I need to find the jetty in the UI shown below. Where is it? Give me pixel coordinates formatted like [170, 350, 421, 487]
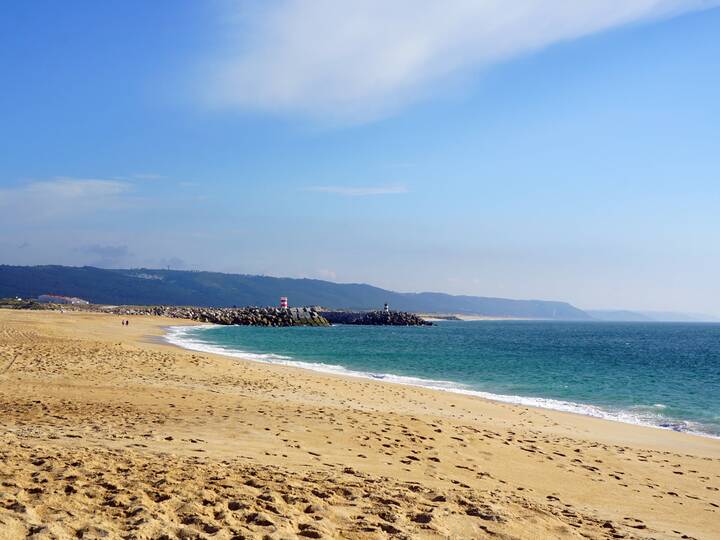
[320, 310, 432, 326]
[1, 299, 432, 327]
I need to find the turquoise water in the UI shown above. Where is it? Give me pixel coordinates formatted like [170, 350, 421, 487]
[167, 321, 720, 437]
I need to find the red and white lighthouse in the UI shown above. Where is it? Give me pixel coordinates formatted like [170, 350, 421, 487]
[280, 296, 288, 309]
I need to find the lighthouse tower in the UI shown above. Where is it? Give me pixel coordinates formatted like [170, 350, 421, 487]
[280, 296, 288, 309]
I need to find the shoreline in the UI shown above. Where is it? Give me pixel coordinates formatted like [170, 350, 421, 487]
[164, 323, 720, 441]
[2, 309, 719, 539]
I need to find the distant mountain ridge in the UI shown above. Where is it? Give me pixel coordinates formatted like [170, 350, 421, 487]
[0, 265, 591, 320]
[585, 310, 654, 322]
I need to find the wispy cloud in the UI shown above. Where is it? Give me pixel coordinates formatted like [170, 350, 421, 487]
[316, 268, 338, 281]
[203, 0, 717, 121]
[131, 173, 166, 181]
[0, 177, 131, 221]
[81, 244, 131, 259]
[159, 256, 187, 270]
[79, 244, 132, 268]
[304, 185, 409, 196]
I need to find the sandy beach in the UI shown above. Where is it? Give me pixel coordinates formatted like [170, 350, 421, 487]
[1, 310, 718, 539]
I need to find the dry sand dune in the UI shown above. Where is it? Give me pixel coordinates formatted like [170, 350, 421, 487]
[0, 310, 718, 539]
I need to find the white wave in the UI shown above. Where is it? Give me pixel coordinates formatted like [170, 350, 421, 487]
[165, 325, 463, 388]
[164, 326, 719, 439]
[165, 325, 294, 362]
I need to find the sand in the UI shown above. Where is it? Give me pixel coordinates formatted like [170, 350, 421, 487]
[417, 315, 531, 322]
[0, 310, 718, 540]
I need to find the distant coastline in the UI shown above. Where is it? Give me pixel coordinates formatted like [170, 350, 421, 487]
[419, 313, 536, 322]
[0, 264, 591, 320]
[2, 264, 718, 322]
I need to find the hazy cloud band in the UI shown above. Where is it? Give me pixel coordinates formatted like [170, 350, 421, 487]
[204, 0, 718, 121]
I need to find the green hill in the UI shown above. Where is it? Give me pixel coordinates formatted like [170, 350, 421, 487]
[0, 265, 591, 320]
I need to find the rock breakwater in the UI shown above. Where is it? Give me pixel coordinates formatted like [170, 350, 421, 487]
[111, 306, 330, 327]
[320, 310, 432, 326]
[0, 300, 329, 327]
[2, 299, 431, 326]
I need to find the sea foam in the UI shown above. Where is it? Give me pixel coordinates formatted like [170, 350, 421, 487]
[164, 325, 718, 439]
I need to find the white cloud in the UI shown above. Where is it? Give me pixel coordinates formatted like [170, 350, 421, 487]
[304, 184, 408, 196]
[204, 0, 717, 121]
[0, 178, 131, 221]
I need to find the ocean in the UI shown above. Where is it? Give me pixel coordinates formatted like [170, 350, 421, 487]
[166, 320, 720, 438]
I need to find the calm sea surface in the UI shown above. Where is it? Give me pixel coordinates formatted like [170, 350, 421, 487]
[167, 321, 720, 437]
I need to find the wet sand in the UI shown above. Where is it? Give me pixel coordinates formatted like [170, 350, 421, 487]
[1, 310, 718, 539]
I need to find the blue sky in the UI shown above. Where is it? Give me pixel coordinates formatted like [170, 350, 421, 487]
[1, 1, 719, 315]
